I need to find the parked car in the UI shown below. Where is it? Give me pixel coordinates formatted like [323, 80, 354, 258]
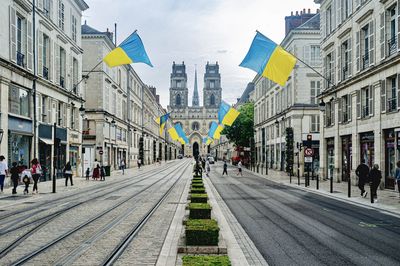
[177, 154, 183, 159]
[208, 157, 215, 164]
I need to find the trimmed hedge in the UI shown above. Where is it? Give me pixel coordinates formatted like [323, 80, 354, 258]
[190, 187, 206, 194]
[190, 193, 208, 203]
[186, 219, 219, 246]
[192, 183, 204, 188]
[189, 203, 211, 219]
[192, 179, 203, 183]
[182, 255, 231, 266]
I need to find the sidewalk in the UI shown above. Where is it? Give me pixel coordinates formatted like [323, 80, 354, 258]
[0, 161, 176, 204]
[239, 165, 400, 217]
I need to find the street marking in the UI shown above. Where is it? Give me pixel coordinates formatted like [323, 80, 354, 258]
[358, 222, 377, 228]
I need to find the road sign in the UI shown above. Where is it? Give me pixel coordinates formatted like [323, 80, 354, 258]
[304, 148, 314, 156]
[99, 150, 104, 155]
[304, 157, 313, 163]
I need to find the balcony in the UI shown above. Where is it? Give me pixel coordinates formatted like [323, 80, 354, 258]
[387, 97, 397, 112]
[43, 66, 49, 80]
[17, 51, 25, 67]
[60, 76, 65, 88]
[362, 106, 370, 118]
[361, 54, 369, 70]
[387, 37, 397, 57]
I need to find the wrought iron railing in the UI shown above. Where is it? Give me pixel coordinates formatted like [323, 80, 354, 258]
[362, 105, 369, 118]
[387, 97, 397, 112]
[43, 66, 49, 79]
[388, 36, 397, 57]
[17, 51, 25, 67]
[362, 54, 369, 70]
[60, 76, 65, 88]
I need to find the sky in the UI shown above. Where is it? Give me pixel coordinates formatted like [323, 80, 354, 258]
[83, 0, 319, 108]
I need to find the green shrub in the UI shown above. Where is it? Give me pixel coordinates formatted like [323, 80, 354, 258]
[189, 203, 212, 219]
[190, 193, 208, 203]
[192, 179, 203, 183]
[185, 219, 219, 246]
[192, 183, 204, 188]
[190, 188, 206, 194]
[182, 255, 231, 266]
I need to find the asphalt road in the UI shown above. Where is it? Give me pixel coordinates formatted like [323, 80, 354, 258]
[209, 164, 400, 266]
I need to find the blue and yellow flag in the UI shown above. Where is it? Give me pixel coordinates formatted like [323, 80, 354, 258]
[175, 123, 189, 144]
[103, 31, 153, 68]
[156, 113, 170, 135]
[203, 137, 213, 145]
[168, 127, 179, 141]
[240, 31, 296, 86]
[218, 101, 240, 126]
[208, 121, 224, 140]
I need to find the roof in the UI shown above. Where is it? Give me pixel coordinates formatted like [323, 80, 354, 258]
[296, 13, 320, 30]
[237, 82, 255, 105]
[81, 23, 102, 35]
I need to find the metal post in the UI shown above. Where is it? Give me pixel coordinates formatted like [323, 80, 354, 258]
[52, 123, 56, 193]
[297, 152, 300, 185]
[32, 0, 37, 158]
[289, 166, 292, 183]
[348, 175, 351, 197]
[330, 173, 333, 193]
[370, 182, 374, 203]
[316, 171, 319, 190]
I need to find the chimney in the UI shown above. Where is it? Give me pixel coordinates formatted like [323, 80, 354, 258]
[291, 11, 293, 16]
[308, 8, 311, 14]
[317, 9, 320, 13]
[303, 8, 306, 14]
[296, 11, 299, 16]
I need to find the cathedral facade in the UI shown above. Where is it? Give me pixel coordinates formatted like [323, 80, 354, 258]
[168, 62, 221, 158]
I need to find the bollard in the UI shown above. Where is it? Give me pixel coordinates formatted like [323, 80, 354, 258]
[316, 174, 319, 190]
[330, 176, 333, 193]
[370, 183, 374, 203]
[348, 176, 351, 198]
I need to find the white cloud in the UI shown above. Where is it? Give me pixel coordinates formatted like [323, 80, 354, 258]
[83, 0, 319, 107]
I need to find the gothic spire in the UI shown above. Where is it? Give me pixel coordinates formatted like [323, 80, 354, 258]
[192, 65, 199, 106]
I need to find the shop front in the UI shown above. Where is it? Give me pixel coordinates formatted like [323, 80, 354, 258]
[385, 129, 396, 189]
[360, 132, 374, 168]
[326, 138, 335, 180]
[56, 127, 67, 178]
[39, 124, 53, 181]
[341, 135, 352, 182]
[69, 145, 79, 176]
[8, 116, 32, 168]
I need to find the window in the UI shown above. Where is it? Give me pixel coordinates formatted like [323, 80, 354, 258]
[271, 97, 274, 116]
[59, 47, 66, 88]
[73, 58, 78, 93]
[71, 107, 75, 128]
[387, 76, 397, 112]
[42, 34, 50, 79]
[342, 0, 351, 20]
[325, 101, 335, 127]
[41, 95, 47, 122]
[210, 94, 215, 105]
[340, 39, 352, 81]
[176, 80, 182, 88]
[71, 15, 77, 42]
[16, 15, 26, 67]
[192, 122, 200, 131]
[311, 115, 320, 133]
[326, 5, 333, 35]
[9, 85, 30, 117]
[310, 45, 320, 66]
[176, 94, 181, 106]
[44, 0, 52, 18]
[387, 5, 397, 56]
[339, 95, 352, 123]
[310, 81, 321, 105]
[58, 0, 65, 30]
[361, 86, 373, 118]
[210, 80, 215, 88]
[325, 51, 335, 87]
[362, 25, 369, 70]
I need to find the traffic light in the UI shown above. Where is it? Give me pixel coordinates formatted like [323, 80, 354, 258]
[306, 134, 312, 148]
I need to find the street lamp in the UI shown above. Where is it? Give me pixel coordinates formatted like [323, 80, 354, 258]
[79, 104, 85, 178]
[79, 104, 85, 115]
[319, 99, 326, 112]
[0, 129, 4, 144]
[274, 119, 279, 128]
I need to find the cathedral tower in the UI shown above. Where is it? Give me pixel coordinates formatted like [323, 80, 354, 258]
[203, 62, 221, 108]
[169, 62, 188, 108]
[192, 66, 199, 106]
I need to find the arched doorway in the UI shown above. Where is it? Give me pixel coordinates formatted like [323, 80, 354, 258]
[193, 142, 199, 160]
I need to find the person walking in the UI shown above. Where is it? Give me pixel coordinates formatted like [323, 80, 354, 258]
[93, 164, 100, 180]
[205, 159, 210, 177]
[237, 160, 243, 176]
[30, 158, 42, 194]
[222, 160, 228, 176]
[0, 155, 8, 193]
[85, 168, 90, 180]
[100, 165, 106, 181]
[21, 166, 32, 195]
[63, 162, 73, 186]
[10, 162, 20, 194]
[137, 158, 141, 169]
[120, 159, 125, 175]
[395, 161, 400, 197]
[356, 159, 370, 198]
[369, 164, 382, 202]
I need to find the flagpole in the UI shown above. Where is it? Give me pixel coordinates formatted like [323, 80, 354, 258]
[255, 30, 335, 88]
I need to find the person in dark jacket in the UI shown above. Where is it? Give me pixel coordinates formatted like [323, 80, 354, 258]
[369, 164, 382, 201]
[10, 162, 20, 194]
[222, 160, 228, 175]
[63, 162, 73, 186]
[100, 165, 106, 181]
[355, 159, 370, 197]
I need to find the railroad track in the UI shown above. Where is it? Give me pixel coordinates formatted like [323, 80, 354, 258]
[0, 160, 188, 260]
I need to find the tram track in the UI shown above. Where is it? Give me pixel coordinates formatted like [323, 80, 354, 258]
[0, 160, 188, 261]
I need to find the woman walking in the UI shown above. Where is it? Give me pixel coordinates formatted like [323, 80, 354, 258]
[369, 164, 382, 202]
[31, 158, 42, 194]
[93, 164, 100, 180]
[395, 161, 400, 197]
[0, 155, 8, 193]
[64, 162, 73, 186]
[10, 162, 20, 194]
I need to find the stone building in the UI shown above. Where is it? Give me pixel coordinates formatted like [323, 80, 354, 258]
[252, 10, 322, 176]
[81, 23, 180, 172]
[0, 0, 88, 180]
[316, 0, 400, 189]
[168, 62, 221, 158]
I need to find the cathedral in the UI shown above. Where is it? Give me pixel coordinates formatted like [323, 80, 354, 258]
[168, 61, 222, 158]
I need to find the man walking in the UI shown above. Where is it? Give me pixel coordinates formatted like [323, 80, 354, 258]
[356, 159, 370, 198]
[237, 160, 243, 176]
[222, 160, 228, 176]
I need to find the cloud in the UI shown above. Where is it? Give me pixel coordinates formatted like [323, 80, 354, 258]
[217, 50, 228, 54]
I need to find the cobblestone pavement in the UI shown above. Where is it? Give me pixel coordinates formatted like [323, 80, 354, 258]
[0, 159, 190, 265]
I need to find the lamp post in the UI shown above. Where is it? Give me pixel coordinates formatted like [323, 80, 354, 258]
[0, 129, 4, 144]
[79, 104, 85, 178]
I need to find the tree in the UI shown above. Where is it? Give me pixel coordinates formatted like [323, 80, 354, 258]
[222, 102, 254, 147]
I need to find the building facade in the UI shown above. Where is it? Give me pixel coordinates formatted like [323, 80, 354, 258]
[0, 0, 88, 180]
[316, 0, 400, 189]
[253, 10, 322, 176]
[82, 23, 179, 172]
[168, 62, 221, 158]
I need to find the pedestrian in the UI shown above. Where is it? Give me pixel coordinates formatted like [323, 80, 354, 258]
[100, 165, 106, 181]
[237, 160, 243, 176]
[369, 164, 382, 202]
[85, 168, 90, 180]
[30, 158, 42, 194]
[205, 159, 210, 177]
[63, 161, 73, 186]
[356, 159, 370, 198]
[137, 158, 141, 169]
[120, 159, 125, 175]
[222, 160, 228, 176]
[93, 164, 100, 180]
[10, 162, 20, 195]
[0, 155, 8, 193]
[395, 161, 400, 197]
[21, 166, 32, 195]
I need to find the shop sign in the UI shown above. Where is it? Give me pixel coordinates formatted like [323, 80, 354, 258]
[397, 132, 400, 147]
[305, 157, 313, 163]
[360, 132, 374, 143]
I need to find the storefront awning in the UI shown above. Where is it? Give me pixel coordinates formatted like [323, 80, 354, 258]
[39, 138, 53, 145]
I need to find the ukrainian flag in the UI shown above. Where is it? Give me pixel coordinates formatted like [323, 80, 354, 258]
[208, 122, 224, 140]
[103, 31, 153, 68]
[240, 31, 296, 86]
[156, 113, 170, 135]
[218, 101, 240, 126]
[203, 137, 213, 145]
[175, 123, 189, 144]
[168, 127, 179, 141]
